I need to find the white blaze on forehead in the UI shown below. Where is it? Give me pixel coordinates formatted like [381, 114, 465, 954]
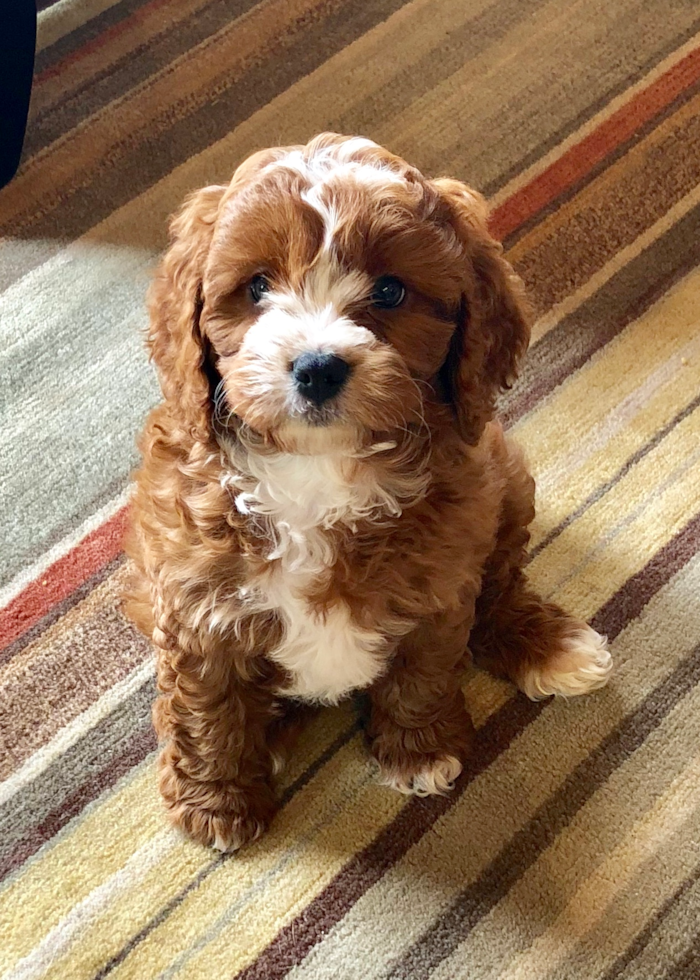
[268, 137, 404, 186]
[300, 154, 404, 249]
[264, 138, 406, 254]
[302, 181, 338, 252]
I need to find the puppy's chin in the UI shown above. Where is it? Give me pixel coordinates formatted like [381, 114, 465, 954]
[273, 419, 364, 455]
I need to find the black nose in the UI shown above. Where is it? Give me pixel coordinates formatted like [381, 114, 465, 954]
[291, 352, 350, 405]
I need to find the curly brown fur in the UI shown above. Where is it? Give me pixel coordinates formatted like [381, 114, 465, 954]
[126, 134, 611, 851]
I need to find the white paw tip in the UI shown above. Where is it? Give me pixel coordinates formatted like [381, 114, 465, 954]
[213, 833, 232, 853]
[520, 626, 612, 700]
[380, 755, 463, 797]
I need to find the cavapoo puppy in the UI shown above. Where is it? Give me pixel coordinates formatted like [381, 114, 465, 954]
[126, 133, 612, 852]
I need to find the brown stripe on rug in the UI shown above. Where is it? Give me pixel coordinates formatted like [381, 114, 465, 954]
[503, 68, 700, 251]
[500, 200, 700, 427]
[0, 676, 156, 883]
[27, 0, 262, 157]
[481, 15, 700, 198]
[331, 0, 552, 139]
[384, 643, 700, 980]
[232, 515, 699, 980]
[34, 0, 160, 76]
[0, 571, 151, 778]
[590, 511, 700, 640]
[508, 88, 700, 315]
[29, 0, 558, 157]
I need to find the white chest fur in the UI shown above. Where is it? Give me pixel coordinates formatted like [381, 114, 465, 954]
[253, 573, 386, 703]
[229, 447, 396, 704]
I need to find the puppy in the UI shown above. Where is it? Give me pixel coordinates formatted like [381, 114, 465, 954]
[126, 134, 612, 852]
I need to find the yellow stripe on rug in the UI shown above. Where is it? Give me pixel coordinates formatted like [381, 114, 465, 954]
[516, 264, 700, 547]
[545, 408, 700, 618]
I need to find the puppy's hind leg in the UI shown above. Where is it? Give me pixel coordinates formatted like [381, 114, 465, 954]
[471, 443, 612, 700]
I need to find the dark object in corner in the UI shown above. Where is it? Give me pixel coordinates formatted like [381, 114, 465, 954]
[0, 0, 37, 189]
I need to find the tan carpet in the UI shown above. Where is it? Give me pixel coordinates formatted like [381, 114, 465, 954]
[1, 0, 700, 977]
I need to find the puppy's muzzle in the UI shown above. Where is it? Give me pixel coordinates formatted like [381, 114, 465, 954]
[291, 351, 350, 406]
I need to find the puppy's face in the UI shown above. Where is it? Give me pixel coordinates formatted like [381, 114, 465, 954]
[150, 135, 530, 451]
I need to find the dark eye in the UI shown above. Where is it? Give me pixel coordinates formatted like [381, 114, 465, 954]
[372, 276, 406, 309]
[249, 274, 271, 303]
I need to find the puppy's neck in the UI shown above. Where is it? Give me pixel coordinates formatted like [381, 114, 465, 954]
[218, 431, 429, 566]
[222, 441, 403, 527]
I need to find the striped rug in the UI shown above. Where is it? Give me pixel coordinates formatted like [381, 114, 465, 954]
[2, 0, 700, 977]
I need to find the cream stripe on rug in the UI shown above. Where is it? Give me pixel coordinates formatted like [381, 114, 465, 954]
[432, 726, 700, 980]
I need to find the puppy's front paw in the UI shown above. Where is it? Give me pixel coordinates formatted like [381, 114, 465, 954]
[371, 705, 473, 798]
[159, 759, 275, 852]
[174, 796, 271, 853]
[377, 753, 463, 797]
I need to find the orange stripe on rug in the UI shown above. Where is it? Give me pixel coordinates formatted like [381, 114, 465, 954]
[490, 43, 700, 241]
[0, 507, 128, 652]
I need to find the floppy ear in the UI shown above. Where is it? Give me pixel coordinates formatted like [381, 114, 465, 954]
[432, 178, 531, 444]
[147, 184, 226, 440]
